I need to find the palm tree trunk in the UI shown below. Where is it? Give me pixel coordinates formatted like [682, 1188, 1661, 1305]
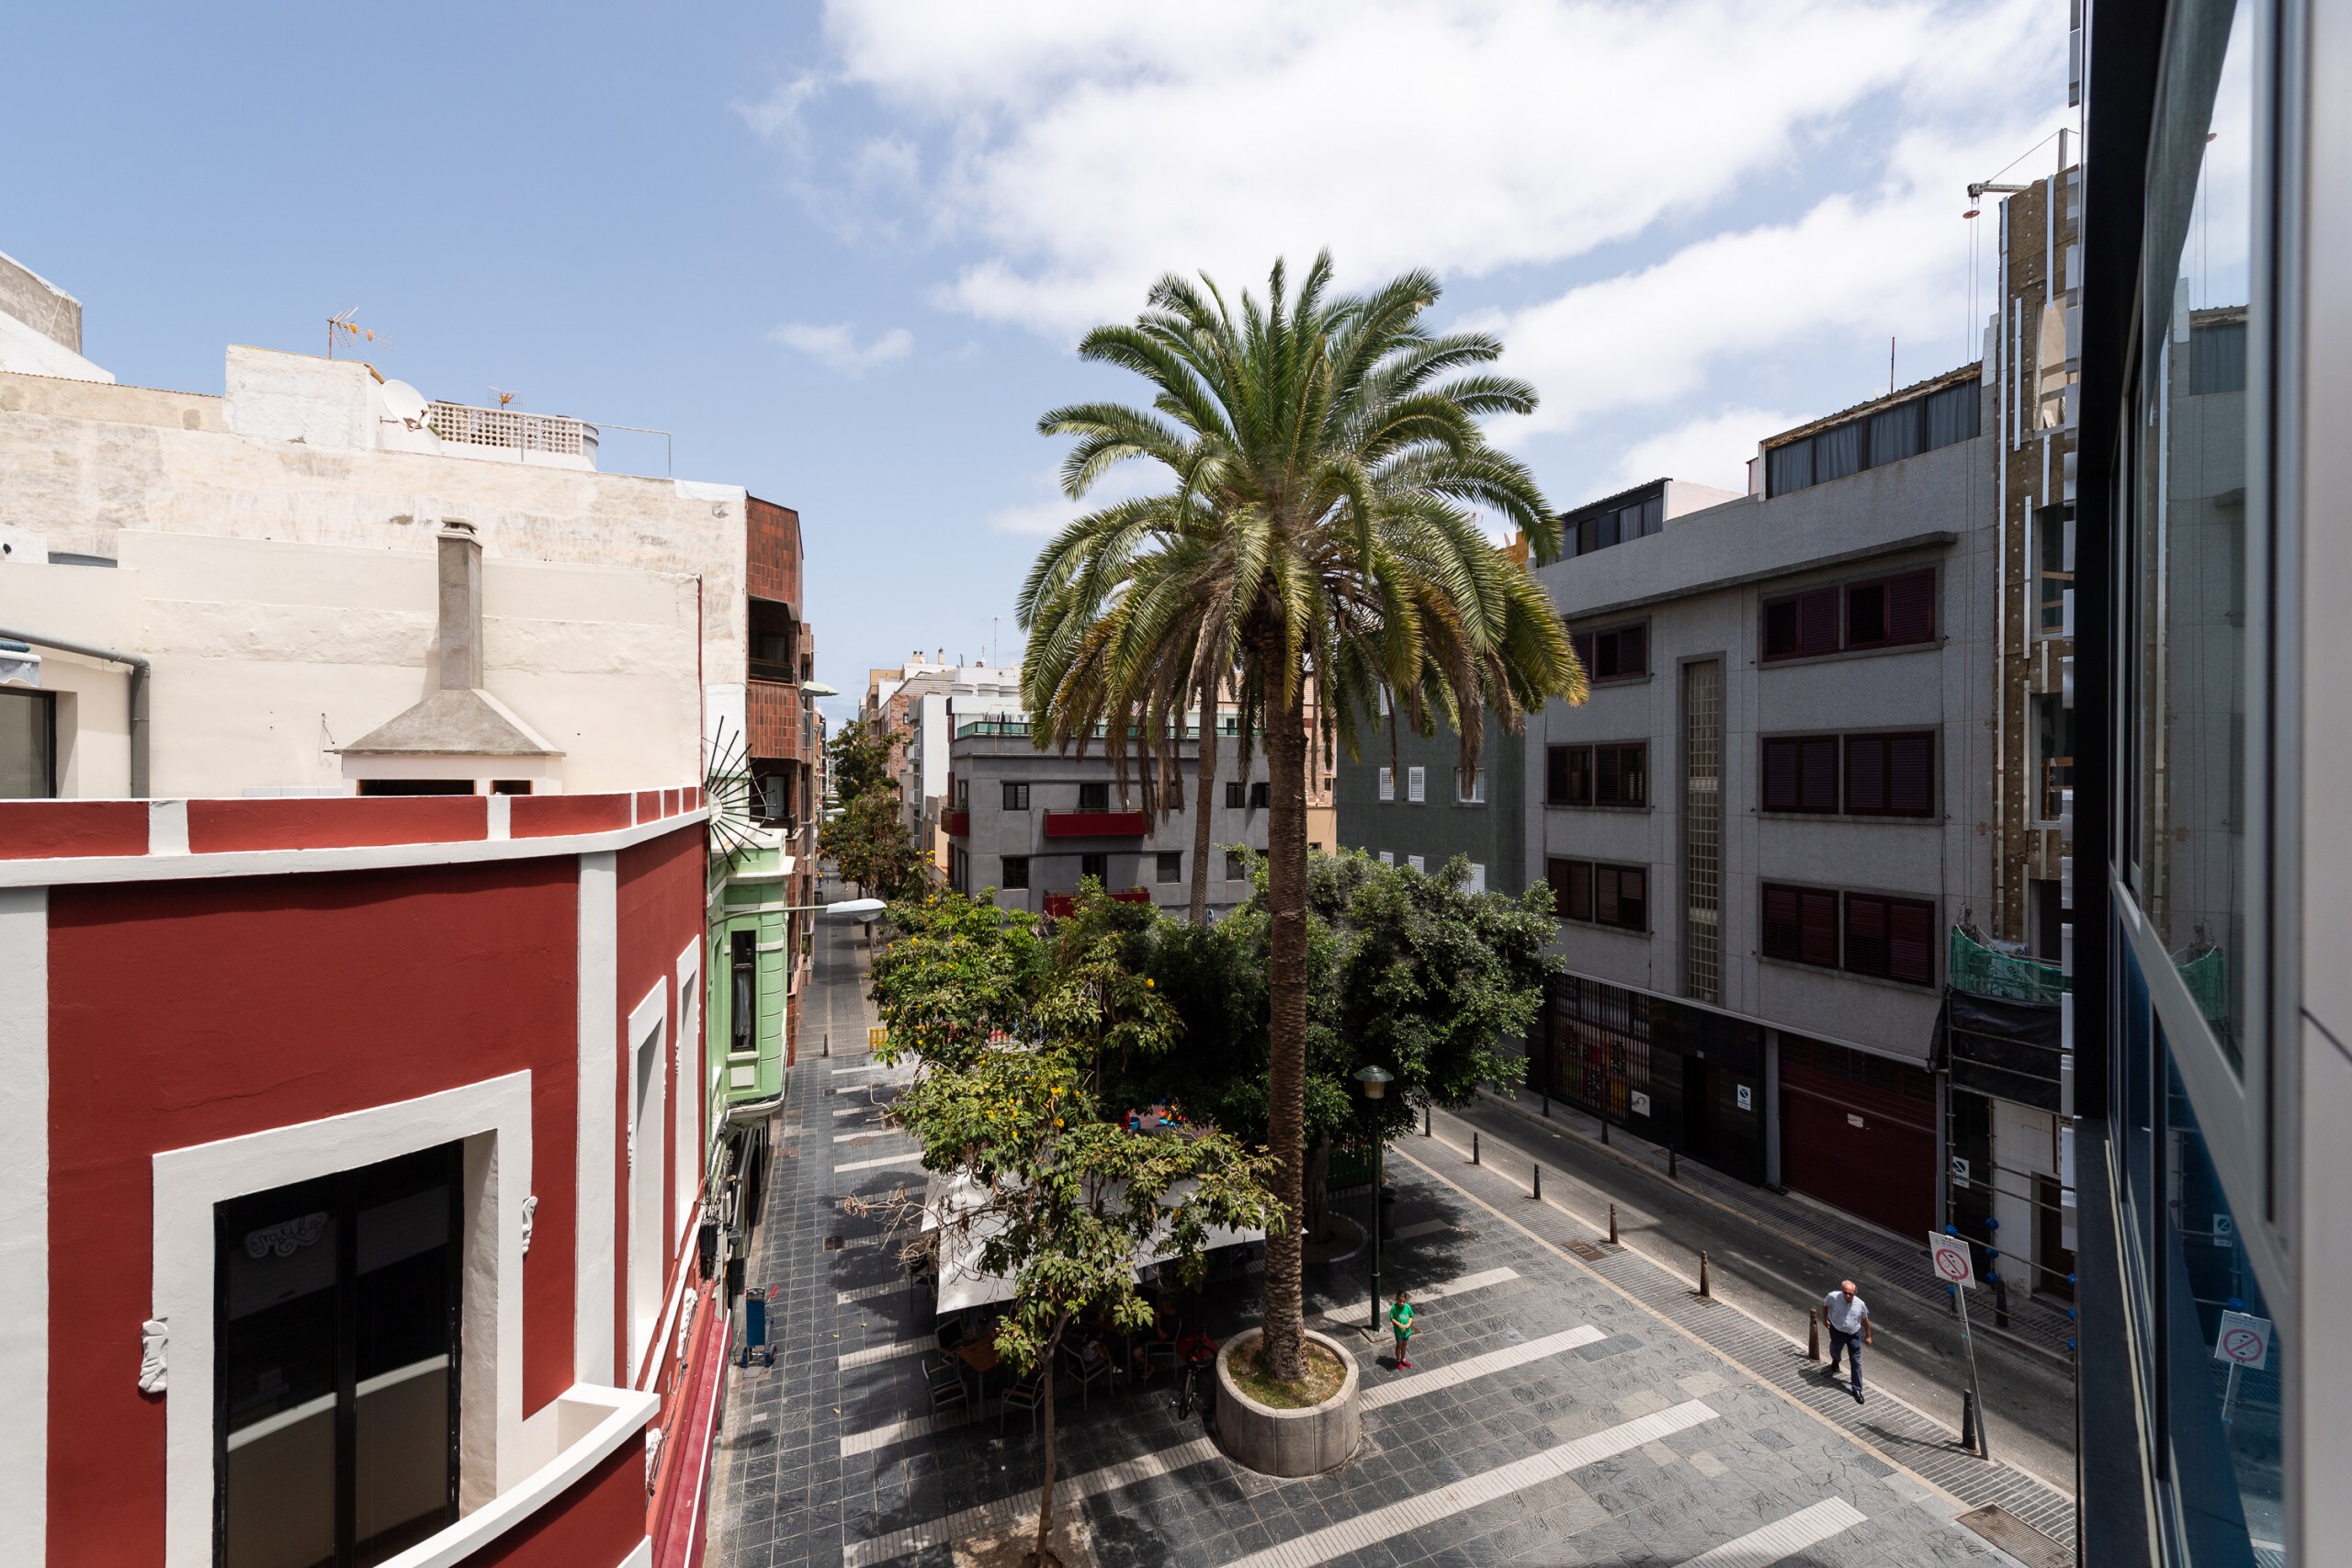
[1259, 672, 1311, 1383]
[1187, 680, 1219, 926]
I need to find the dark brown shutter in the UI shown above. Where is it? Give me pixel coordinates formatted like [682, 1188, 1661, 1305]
[1597, 746, 1621, 805]
[1617, 624, 1647, 676]
[1888, 570, 1936, 643]
[1763, 738, 1801, 811]
[1846, 581, 1888, 645]
[1798, 588, 1839, 656]
[1572, 631, 1596, 677]
[1801, 890, 1839, 965]
[1844, 895, 1889, 977]
[1764, 598, 1800, 659]
[1560, 860, 1591, 920]
[1621, 743, 1646, 807]
[1889, 733, 1935, 815]
[1618, 866, 1646, 931]
[1568, 747, 1592, 806]
[1596, 864, 1621, 926]
[1890, 899, 1935, 984]
[1846, 735, 1887, 813]
[1545, 746, 1572, 804]
[1763, 885, 1802, 959]
[1800, 738, 1838, 811]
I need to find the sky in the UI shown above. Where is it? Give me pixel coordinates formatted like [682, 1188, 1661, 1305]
[5, 2, 2073, 724]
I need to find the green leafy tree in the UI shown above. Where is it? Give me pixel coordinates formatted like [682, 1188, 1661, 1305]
[1017, 254, 1580, 1382]
[869, 890, 1280, 1568]
[820, 787, 926, 898]
[827, 717, 899, 802]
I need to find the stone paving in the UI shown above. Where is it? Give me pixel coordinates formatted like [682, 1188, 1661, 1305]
[709, 919, 2056, 1568]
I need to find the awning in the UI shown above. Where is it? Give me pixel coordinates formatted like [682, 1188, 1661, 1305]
[924, 1168, 1263, 1315]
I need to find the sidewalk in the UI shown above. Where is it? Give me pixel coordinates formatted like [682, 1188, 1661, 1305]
[1472, 1081, 2078, 1366]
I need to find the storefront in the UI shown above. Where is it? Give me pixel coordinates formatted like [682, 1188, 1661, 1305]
[1542, 974, 1766, 1186]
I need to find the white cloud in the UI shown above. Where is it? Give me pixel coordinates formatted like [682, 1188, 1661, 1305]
[1607, 406, 1794, 494]
[770, 320, 915, 376]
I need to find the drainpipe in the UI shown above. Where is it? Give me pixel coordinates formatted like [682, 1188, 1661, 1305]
[0, 625, 150, 796]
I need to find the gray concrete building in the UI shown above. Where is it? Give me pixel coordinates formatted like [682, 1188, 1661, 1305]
[1524, 370, 1996, 1240]
[1335, 712, 1524, 894]
[944, 716, 1272, 919]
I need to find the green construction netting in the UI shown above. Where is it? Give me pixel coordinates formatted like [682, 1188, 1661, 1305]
[1949, 926, 2072, 1002]
[2176, 945, 2229, 1022]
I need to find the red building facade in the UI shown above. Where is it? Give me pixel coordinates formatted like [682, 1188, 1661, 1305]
[0, 791, 726, 1568]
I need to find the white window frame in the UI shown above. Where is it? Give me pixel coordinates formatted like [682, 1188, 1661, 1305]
[1378, 851, 1394, 866]
[626, 981, 667, 1378]
[1407, 766, 1427, 804]
[1469, 863, 1487, 894]
[1408, 854, 1426, 874]
[1377, 767, 1395, 802]
[1456, 769, 1487, 805]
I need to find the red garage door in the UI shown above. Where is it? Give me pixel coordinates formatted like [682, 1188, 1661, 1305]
[1779, 1035, 1938, 1239]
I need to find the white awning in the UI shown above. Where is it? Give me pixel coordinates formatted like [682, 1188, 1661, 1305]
[925, 1168, 1263, 1316]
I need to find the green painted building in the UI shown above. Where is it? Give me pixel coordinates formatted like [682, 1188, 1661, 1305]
[707, 834, 791, 1117]
[1333, 711, 1525, 894]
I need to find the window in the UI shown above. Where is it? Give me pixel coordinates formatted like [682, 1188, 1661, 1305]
[1002, 781, 1030, 811]
[1467, 863, 1487, 894]
[1225, 850, 1248, 880]
[218, 1146, 461, 1568]
[1549, 859, 1645, 931]
[1569, 623, 1648, 682]
[1078, 782, 1110, 810]
[1456, 768, 1486, 804]
[1763, 381, 1982, 497]
[1378, 851, 1395, 866]
[1843, 732, 1936, 817]
[1561, 491, 1666, 558]
[1156, 851, 1182, 884]
[1250, 781, 1270, 808]
[1544, 746, 1573, 805]
[1002, 855, 1030, 890]
[1406, 854, 1426, 874]
[0, 690, 55, 797]
[1761, 588, 1839, 660]
[1547, 743, 1644, 807]
[1227, 781, 1247, 808]
[1760, 736, 1838, 813]
[1845, 570, 1936, 649]
[729, 930, 756, 1056]
[1407, 766, 1427, 803]
[1843, 894, 1936, 985]
[1080, 852, 1109, 882]
[1377, 767, 1395, 802]
[1761, 884, 1840, 967]
[955, 776, 968, 808]
[1760, 885, 1936, 984]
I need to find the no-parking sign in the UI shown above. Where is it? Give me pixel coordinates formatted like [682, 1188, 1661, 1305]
[2212, 1311, 2272, 1371]
[1929, 1234, 1977, 1289]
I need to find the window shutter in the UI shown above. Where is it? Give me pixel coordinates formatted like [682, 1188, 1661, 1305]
[1763, 738, 1801, 812]
[1618, 866, 1646, 931]
[1844, 895, 1889, 977]
[1621, 743, 1646, 807]
[1617, 624, 1647, 677]
[1568, 747, 1592, 807]
[1545, 747, 1571, 804]
[1564, 861, 1592, 920]
[1798, 588, 1839, 656]
[1572, 631, 1595, 677]
[1890, 733, 1935, 815]
[1596, 865, 1621, 926]
[1763, 886, 1802, 960]
[1890, 899, 1935, 984]
[1846, 735, 1887, 813]
[1800, 738, 1838, 812]
[1763, 598, 1800, 659]
[1801, 890, 1838, 965]
[1888, 570, 1936, 643]
[1597, 746, 1621, 806]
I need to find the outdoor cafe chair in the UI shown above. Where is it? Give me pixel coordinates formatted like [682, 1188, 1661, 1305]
[1000, 1371, 1048, 1436]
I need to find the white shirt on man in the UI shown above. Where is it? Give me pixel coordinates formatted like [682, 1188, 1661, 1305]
[1823, 1291, 1869, 1336]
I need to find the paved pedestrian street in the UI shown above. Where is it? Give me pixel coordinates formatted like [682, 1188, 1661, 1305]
[709, 937, 2067, 1568]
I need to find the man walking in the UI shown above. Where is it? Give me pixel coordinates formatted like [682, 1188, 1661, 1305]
[1822, 1280, 1871, 1404]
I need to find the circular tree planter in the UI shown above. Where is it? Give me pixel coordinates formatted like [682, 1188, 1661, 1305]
[1215, 1328, 1361, 1476]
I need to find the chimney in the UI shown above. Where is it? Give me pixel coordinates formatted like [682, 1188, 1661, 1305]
[437, 520, 483, 690]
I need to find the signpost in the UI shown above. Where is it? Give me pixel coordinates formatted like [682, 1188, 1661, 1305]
[1930, 1233, 1989, 1461]
[2212, 1310, 2271, 1425]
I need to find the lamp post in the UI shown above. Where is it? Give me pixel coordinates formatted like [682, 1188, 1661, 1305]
[1353, 1066, 1394, 1332]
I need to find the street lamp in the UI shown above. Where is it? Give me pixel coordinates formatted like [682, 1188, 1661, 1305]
[1352, 1065, 1394, 1332]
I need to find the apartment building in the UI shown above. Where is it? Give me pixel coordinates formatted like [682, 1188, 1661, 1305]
[1336, 708, 1524, 893]
[944, 716, 1272, 919]
[1526, 377, 1993, 1238]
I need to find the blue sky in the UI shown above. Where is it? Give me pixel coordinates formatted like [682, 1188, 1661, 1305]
[6, 2, 2070, 723]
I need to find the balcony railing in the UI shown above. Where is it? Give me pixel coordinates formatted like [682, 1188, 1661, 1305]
[426, 400, 597, 459]
[944, 809, 970, 837]
[1042, 809, 1150, 839]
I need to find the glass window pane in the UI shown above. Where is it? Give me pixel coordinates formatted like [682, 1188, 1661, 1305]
[2161, 1038, 2284, 1559]
[1868, 401, 1921, 466]
[2134, 0, 2255, 1069]
[0, 692, 51, 799]
[1768, 441, 1813, 495]
[221, 1192, 340, 1568]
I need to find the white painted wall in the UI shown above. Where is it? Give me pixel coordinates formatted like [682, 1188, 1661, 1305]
[0, 530, 702, 796]
[0, 889, 47, 1564]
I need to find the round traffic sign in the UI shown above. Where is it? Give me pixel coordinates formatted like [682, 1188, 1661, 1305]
[1936, 1247, 1971, 1280]
[2221, 1327, 2264, 1364]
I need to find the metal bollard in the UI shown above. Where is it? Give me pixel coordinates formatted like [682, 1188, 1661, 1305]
[1608, 1202, 1619, 1245]
[822, 1032, 830, 1057]
[1807, 1307, 1821, 1360]
[1424, 1106, 1432, 1136]
[1961, 1391, 1979, 1454]
[1601, 1117, 1610, 1145]
[1532, 1165, 1542, 1201]
[1698, 1250, 1711, 1298]
[1994, 1276, 2009, 1328]
[1472, 1132, 1481, 1166]
[1542, 1090, 1551, 1118]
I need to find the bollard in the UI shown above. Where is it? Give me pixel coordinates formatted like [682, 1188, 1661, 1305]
[1668, 1145, 1679, 1179]
[1424, 1106, 1432, 1137]
[1532, 1164, 1542, 1201]
[1601, 1116, 1611, 1146]
[1608, 1202, 1619, 1245]
[1961, 1391, 1979, 1454]
[1807, 1306, 1821, 1361]
[822, 1032, 830, 1058]
[1473, 1132, 1481, 1165]
[1698, 1250, 1711, 1298]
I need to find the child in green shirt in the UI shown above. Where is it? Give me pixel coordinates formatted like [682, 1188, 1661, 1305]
[1389, 1291, 1415, 1370]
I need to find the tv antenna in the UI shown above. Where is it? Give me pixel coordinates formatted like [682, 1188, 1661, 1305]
[489, 386, 519, 407]
[326, 309, 385, 360]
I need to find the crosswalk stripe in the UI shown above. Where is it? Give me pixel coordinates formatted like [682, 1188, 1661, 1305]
[840, 1337, 934, 1371]
[1680, 1498, 1869, 1566]
[835, 1151, 924, 1174]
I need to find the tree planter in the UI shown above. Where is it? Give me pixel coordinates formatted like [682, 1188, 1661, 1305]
[1214, 1328, 1361, 1476]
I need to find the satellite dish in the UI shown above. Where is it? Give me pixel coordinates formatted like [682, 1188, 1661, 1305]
[379, 378, 430, 431]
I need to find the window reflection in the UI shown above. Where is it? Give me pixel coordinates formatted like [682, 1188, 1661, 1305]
[2134, 0, 2255, 1069]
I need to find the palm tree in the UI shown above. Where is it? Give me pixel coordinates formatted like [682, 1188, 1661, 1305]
[1019, 254, 1583, 1382]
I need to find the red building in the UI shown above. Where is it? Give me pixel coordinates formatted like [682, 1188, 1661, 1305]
[0, 790, 726, 1568]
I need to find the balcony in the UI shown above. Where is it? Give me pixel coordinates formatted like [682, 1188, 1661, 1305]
[1042, 809, 1150, 839]
[944, 809, 970, 837]
[746, 679, 801, 761]
[425, 400, 598, 468]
